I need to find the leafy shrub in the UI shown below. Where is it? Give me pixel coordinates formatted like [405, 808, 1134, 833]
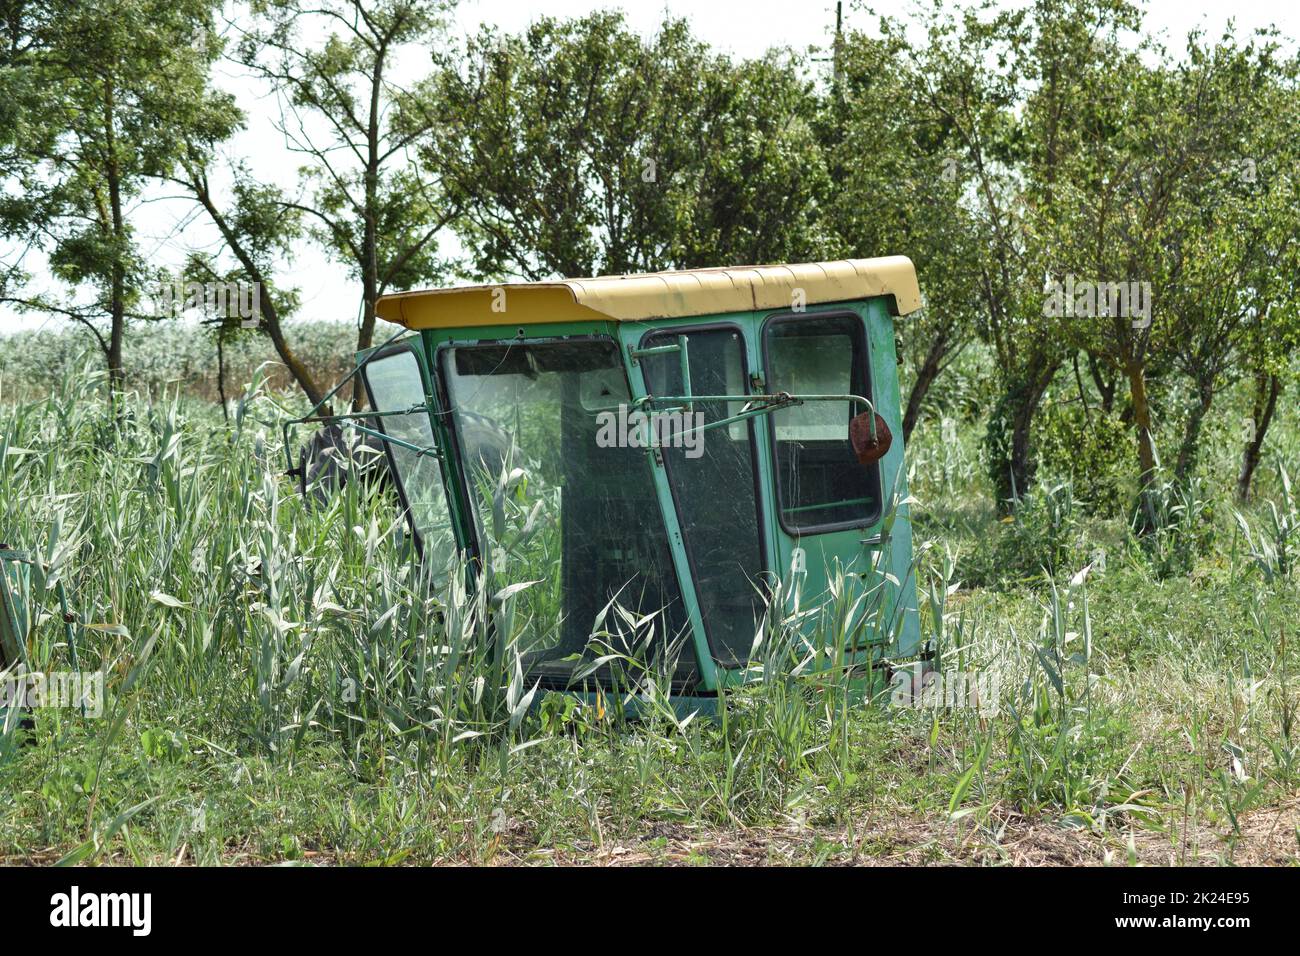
[1035, 401, 1131, 515]
[1134, 475, 1218, 579]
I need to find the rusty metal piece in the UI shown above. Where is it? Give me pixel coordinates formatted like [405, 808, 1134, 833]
[849, 411, 893, 465]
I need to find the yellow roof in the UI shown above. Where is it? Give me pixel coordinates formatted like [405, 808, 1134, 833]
[374, 257, 921, 330]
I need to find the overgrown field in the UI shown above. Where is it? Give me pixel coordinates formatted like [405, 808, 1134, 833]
[0, 323, 358, 404]
[0, 349, 1297, 866]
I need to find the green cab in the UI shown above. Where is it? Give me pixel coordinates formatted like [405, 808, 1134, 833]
[286, 258, 925, 701]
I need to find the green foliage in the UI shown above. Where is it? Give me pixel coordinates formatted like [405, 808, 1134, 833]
[1134, 475, 1219, 579]
[1035, 401, 1131, 515]
[0, 0, 236, 380]
[425, 12, 833, 280]
[962, 481, 1086, 587]
[1234, 462, 1299, 583]
[4, 0, 1300, 866]
[0, 364, 1297, 863]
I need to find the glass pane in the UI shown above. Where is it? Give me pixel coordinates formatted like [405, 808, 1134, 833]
[641, 329, 766, 668]
[443, 339, 694, 687]
[766, 314, 882, 532]
[364, 350, 456, 555]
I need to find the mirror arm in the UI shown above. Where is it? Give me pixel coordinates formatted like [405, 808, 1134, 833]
[281, 328, 422, 475]
[634, 392, 878, 442]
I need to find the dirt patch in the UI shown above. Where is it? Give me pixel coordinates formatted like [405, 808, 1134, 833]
[5, 801, 1296, 866]
[488, 800, 1300, 866]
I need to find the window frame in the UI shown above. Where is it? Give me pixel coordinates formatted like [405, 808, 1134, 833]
[435, 333, 703, 690]
[761, 309, 884, 536]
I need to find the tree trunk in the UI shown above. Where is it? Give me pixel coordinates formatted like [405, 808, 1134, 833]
[1125, 359, 1159, 531]
[216, 331, 229, 422]
[353, 269, 376, 412]
[988, 353, 1059, 509]
[107, 307, 125, 393]
[353, 46, 385, 411]
[263, 311, 328, 409]
[1007, 397, 1038, 504]
[105, 80, 127, 394]
[1237, 372, 1280, 502]
[1086, 350, 1115, 412]
[186, 169, 326, 408]
[1127, 362, 1157, 483]
[1173, 382, 1214, 484]
[902, 330, 950, 441]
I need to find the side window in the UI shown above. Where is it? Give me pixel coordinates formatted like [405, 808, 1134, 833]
[363, 349, 455, 554]
[765, 313, 882, 533]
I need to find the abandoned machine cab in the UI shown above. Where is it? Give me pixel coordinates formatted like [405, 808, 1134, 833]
[285, 257, 925, 704]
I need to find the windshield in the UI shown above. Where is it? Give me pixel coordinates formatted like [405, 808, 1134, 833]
[441, 338, 695, 687]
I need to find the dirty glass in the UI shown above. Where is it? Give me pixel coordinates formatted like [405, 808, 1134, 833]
[442, 339, 695, 688]
[640, 328, 767, 668]
[363, 349, 456, 556]
[765, 314, 882, 532]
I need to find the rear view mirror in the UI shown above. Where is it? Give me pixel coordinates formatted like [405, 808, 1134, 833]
[849, 411, 893, 466]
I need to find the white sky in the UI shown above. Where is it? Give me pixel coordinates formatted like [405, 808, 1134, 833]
[2, 0, 1297, 334]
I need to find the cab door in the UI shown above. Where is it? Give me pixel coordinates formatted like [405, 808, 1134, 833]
[359, 341, 461, 563]
[759, 306, 916, 657]
[623, 324, 770, 679]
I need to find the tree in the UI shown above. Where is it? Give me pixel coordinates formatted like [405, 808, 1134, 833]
[1047, 26, 1295, 520]
[0, 0, 229, 390]
[901, 0, 1087, 504]
[169, 161, 326, 406]
[1226, 52, 1300, 501]
[825, 24, 983, 440]
[424, 13, 833, 280]
[232, 0, 460, 377]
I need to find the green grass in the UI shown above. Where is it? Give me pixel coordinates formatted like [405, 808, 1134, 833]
[0, 350, 1298, 866]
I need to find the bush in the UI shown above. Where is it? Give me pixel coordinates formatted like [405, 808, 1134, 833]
[960, 480, 1089, 588]
[1035, 401, 1131, 515]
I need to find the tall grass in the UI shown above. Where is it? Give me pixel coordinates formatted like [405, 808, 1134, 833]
[0, 363, 1297, 864]
[0, 322, 357, 404]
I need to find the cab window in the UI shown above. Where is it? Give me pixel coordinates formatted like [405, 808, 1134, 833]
[362, 349, 456, 554]
[764, 313, 882, 533]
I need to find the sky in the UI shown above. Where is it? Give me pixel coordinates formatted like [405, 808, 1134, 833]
[2, 0, 1297, 335]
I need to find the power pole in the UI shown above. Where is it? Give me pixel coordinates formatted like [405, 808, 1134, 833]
[833, 0, 844, 98]
[813, 1, 845, 108]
